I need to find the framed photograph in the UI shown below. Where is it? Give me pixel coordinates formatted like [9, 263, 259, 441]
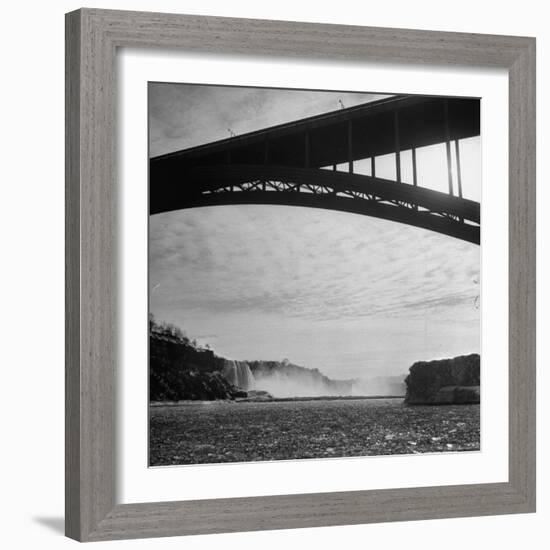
[65, 8, 536, 542]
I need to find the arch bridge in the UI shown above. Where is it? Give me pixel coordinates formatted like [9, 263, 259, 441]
[150, 95, 480, 244]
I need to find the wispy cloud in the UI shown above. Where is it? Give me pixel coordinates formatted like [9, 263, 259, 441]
[149, 83, 386, 157]
[148, 84, 480, 378]
[150, 205, 480, 377]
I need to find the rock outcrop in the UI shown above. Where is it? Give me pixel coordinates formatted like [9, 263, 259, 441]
[404, 354, 480, 405]
[150, 330, 244, 401]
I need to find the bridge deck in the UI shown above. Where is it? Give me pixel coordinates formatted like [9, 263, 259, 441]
[151, 95, 479, 171]
[149, 95, 481, 244]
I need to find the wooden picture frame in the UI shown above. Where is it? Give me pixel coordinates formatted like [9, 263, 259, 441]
[65, 8, 536, 542]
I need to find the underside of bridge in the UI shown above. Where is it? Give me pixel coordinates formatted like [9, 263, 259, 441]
[150, 94, 480, 244]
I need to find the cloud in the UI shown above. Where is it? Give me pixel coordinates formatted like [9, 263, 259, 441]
[148, 84, 480, 377]
[150, 205, 479, 328]
[148, 83, 387, 157]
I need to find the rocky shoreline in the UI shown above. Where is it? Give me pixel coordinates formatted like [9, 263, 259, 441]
[150, 398, 480, 465]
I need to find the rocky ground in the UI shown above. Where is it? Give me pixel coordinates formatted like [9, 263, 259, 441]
[149, 397, 480, 466]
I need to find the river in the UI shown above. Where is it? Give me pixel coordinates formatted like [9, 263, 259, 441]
[149, 397, 480, 466]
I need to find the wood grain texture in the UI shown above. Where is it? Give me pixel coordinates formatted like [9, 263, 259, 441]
[65, 10, 81, 540]
[66, 8, 117, 540]
[65, 8, 536, 542]
[507, 40, 536, 509]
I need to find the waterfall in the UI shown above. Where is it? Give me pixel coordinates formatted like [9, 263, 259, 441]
[222, 360, 256, 390]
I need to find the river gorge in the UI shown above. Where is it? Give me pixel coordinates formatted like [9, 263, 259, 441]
[148, 319, 480, 465]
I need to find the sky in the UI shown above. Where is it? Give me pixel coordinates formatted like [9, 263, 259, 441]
[148, 83, 480, 381]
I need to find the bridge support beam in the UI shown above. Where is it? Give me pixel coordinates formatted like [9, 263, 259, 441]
[412, 147, 418, 186]
[444, 99, 454, 196]
[394, 110, 401, 183]
[412, 147, 418, 210]
[455, 139, 463, 198]
[347, 120, 353, 174]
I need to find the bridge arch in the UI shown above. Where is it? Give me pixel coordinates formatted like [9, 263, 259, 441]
[150, 164, 480, 244]
[150, 95, 480, 245]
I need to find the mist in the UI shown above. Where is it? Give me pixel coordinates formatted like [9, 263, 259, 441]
[237, 359, 407, 398]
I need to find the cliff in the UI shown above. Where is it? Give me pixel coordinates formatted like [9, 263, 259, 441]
[404, 354, 480, 405]
[150, 319, 405, 401]
[149, 324, 355, 400]
[150, 330, 245, 401]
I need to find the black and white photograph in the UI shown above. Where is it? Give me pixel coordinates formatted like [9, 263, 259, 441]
[148, 84, 481, 467]
[2, 0, 542, 546]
